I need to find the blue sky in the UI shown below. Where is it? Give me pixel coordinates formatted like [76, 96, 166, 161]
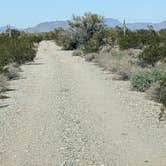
[1, 0, 165, 28]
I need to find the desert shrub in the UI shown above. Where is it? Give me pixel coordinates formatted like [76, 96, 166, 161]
[139, 45, 166, 66]
[131, 69, 166, 92]
[55, 28, 76, 50]
[0, 47, 11, 70]
[72, 50, 83, 56]
[0, 31, 39, 70]
[69, 12, 108, 53]
[119, 31, 141, 50]
[137, 28, 159, 46]
[83, 33, 101, 53]
[10, 38, 36, 64]
[118, 28, 160, 50]
[107, 28, 120, 47]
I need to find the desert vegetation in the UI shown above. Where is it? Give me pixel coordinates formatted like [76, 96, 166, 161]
[54, 12, 166, 119]
[0, 29, 42, 94]
[1, 13, 166, 119]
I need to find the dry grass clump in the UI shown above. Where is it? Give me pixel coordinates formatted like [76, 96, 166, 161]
[94, 48, 141, 80]
[0, 74, 9, 92]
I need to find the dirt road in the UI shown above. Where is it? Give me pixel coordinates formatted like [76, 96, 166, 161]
[0, 41, 166, 166]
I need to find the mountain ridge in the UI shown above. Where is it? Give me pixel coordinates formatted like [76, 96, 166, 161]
[1, 18, 166, 33]
[25, 18, 166, 32]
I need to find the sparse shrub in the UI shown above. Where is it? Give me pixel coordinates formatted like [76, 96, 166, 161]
[72, 50, 83, 56]
[131, 69, 166, 92]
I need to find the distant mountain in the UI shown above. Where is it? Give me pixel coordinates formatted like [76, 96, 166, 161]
[25, 18, 122, 33]
[1, 19, 166, 33]
[25, 19, 166, 33]
[153, 21, 166, 31]
[108, 19, 166, 31]
[127, 23, 153, 30]
[0, 26, 17, 33]
[25, 21, 69, 33]
[104, 18, 122, 27]
[126, 22, 166, 31]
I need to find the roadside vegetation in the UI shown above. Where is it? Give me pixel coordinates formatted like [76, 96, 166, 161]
[0, 29, 42, 95]
[54, 12, 166, 119]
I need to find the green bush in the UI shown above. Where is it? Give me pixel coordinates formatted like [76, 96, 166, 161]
[69, 12, 108, 53]
[54, 13, 108, 52]
[0, 30, 40, 71]
[118, 28, 160, 50]
[119, 32, 141, 50]
[139, 45, 166, 66]
[131, 69, 166, 92]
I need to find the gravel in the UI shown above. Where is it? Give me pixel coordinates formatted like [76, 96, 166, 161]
[0, 41, 166, 166]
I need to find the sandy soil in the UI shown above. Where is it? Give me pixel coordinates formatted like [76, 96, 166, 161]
[0, 41, 166, 166]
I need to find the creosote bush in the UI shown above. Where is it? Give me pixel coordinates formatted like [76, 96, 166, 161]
[139, 45, 166, 66]
[55, 13, 108, 53]
[0, 30, 41, 71]
[0, 30, 41, 93]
